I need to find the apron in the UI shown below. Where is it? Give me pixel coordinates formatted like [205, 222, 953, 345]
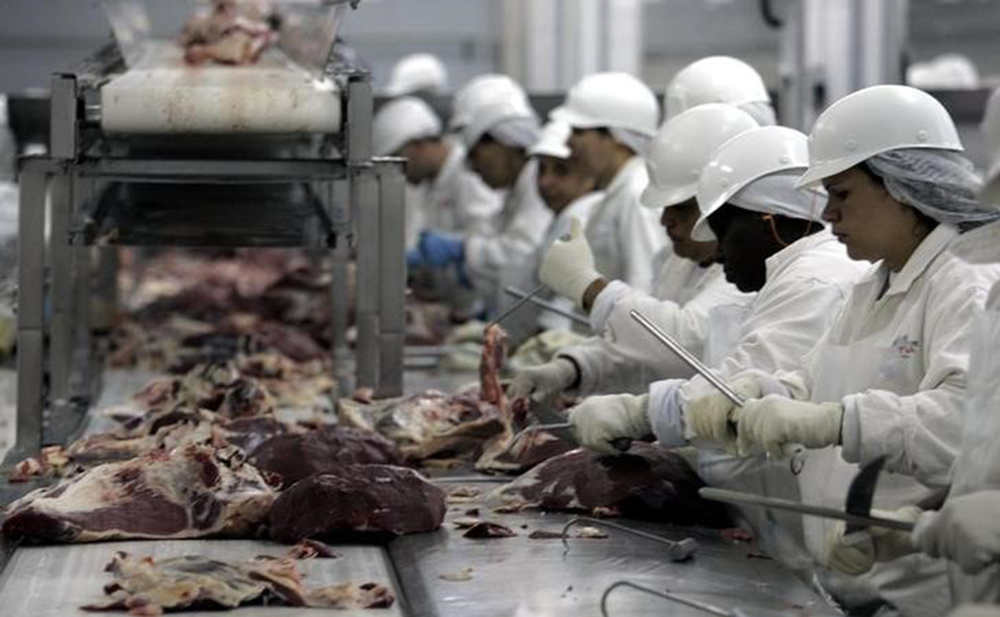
[945, 306, 1000, 603]
[803, 343, 952, 617]
[697, 303, 815, 577]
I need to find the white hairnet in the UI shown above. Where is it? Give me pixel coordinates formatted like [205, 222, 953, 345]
[608, 126, 651, 156]
[488, 116, 541, 150]
[729, 170, 825, 223]
[739, 101, 777, 127]
[864, 148, 1000, 231]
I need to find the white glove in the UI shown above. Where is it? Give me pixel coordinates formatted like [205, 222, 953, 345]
[685, 377, 765, 449]
[569, 393, 652, 456]
[824, 506, 922, 575]
[736, 395, 843, 458]
[539, 218, 601, 308]
[947, 605, 1000, 617]
[914, 490, 1000, 575]
[506, 358, 578, 403]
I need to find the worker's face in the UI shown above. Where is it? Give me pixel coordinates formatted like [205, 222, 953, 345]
[708, 205, 781, 292]
[536, 155, 595, 213]
[821, 166, 918, 264]
[567, 128, 614, 179]
[468, 138, 520, 189]
[398, 140, 438, 184]
[661, 199, 717, 264]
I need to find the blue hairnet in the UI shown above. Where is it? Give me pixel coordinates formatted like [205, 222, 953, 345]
[865, 148, 1000, 232]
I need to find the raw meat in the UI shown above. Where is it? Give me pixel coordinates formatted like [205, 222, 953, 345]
[462, 521, 516, 539]
[249, 426, 401, 488]
[479, 324, 507, 407]
[81, 551, 394, 613]
[268, 465, 446, 543]
[2, 445, 277, 543]
[180, 0, 277, 66]
[474, 428, 574, 475]
[487, 444, 732, 527]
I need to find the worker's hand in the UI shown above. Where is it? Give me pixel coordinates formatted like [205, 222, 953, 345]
[736, 395, 843, 458]
[913, 490, 1000, 574]
[506, 359, 578, 404]
[684, 377, 765, 450]
[569, 393, 651, 456]
[947, 604, 1000, 617]
[407, 248, 425, 269]
[824, 506, 922, 575]
[539, 218, 601, 308]
[416, 230, 465, 267]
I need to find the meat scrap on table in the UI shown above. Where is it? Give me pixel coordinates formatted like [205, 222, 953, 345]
[81, 551, 394, 614]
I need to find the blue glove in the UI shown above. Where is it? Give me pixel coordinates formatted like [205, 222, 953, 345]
[407, 248, 425, 269]
[417, 230, 465, 268]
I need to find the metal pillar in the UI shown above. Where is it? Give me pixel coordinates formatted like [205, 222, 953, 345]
[375, 161, 405, 398]
[11, 161, 48, 463]
[48, 175, 72, 411]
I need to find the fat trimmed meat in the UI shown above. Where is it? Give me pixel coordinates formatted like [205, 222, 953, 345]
[2, 445, 277, 543]
[268, 465, 446, 543]
[249, 426, 401, 488]
[487, 444, 732, 527]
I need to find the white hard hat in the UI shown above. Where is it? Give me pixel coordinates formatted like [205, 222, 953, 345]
[449, 74, 526, 132]
[981, 88, 1000, 207]
[550, 72, 659, 137]
[665, 56, 770, 120]
[372, 96, 442, 156]
[693, 126, 817, 242]
[796, 84, 963, 189]
[529, 121, 572, 159]
[640, 103, 758, 210]
[384, 53, 448, 97]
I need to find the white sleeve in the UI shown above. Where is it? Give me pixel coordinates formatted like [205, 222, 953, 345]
[558, 337, 662, 396]
[465, 195, 551, 276]
[456, 171, 503, 237]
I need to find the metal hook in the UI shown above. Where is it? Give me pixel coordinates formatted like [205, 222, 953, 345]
[600, 580, 748, 617]
[560, 516, 697, 562]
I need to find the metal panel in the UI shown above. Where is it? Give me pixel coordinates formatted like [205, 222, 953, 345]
[375, 159, 406, 397]
[48, 175, 72, 406]
[49, 74, 77, 160]
[75, 158, 348, 183]
[347, 73, 374, 166]
[353, 168, 380, 390]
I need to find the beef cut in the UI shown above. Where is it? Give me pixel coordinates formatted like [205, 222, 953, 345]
[249, 426, 401, 488]
[180, 0, 277, 66]
[268, 465, 446, 543]
[479, 324, 507, 408]
[487, 444, 731, 527]
[81, 552, 394, 613]
[2, 445, 277, 543]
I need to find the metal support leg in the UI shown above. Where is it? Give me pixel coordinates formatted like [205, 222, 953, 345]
[11, 162, 48, 462]
[328, 180, 352, 394]
[376, 161, 406, 397]
[48, 175, 72, 411]
[353, 169, 379, 391]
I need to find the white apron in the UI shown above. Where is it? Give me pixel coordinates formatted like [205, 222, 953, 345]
[802, 343, 952, 617]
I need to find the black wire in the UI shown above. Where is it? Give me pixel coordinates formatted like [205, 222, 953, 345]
[760, 0, 783, 29]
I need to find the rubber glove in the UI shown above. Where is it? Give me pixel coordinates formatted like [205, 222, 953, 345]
[506, 358, 578, 403]
[947, 605, 1000, 617]
[569, 393, 651, 456]
[824, 505, 922, 575]
[736, 395, 843, 458]
[407, 248, 424, 269]
[417, 230, 465, 267]
[913, 490, 1000, 574]
[539, 218, 601, 308]
[685, 377, 765, 449]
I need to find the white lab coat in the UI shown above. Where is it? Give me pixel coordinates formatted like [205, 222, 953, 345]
[534, 192, 603, 332]
[465, 159, 554, 318]
[584, 156, 667, 293]
[943, 224, 1000, 605]
[422, 141, 503, 237]
[765, 225, 1000, 616]
[559, 250, 752, 394]
[645, 229, 868, 576]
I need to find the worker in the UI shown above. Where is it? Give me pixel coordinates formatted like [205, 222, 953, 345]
[448, 74, 526, 134]
[383, 53, 448, 98]
[507, 103, 758, 401]
[820, 88, 1000, 617]
[685, 85, 1000, 617]
[409, 79, 552, 332]
[566, 125, 866, 573]
[664, 55, 776, 126]
[526, 120, 602, 332]
[549, 72, 667, 293]
[373, 96, 501, 243]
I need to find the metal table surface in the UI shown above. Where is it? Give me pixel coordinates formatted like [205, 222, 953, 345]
[390, 481, 839, 617]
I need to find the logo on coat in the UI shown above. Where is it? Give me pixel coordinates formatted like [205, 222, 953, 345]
[891, 335, 920, 359]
